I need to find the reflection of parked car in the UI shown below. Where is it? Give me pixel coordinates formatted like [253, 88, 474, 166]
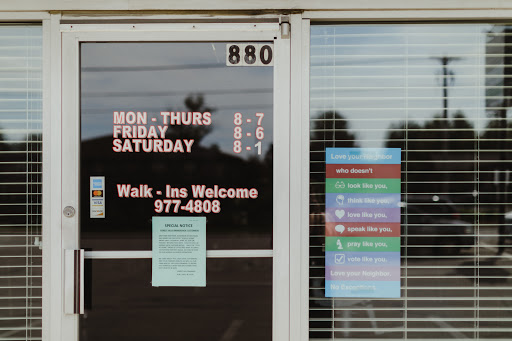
[504, 211, 512, 240]
[402, 196, 474, 253]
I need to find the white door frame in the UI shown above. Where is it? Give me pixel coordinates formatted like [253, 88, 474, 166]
[59, 21, 291, 341]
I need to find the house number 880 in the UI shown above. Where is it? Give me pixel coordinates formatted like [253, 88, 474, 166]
[226, 44, 273, 67]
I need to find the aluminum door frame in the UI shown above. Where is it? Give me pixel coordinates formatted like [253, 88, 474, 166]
[60, 21, 290, 341]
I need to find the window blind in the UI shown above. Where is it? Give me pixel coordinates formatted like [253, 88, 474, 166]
[0, 25, 43, 341]
[310, 24, 512, 340]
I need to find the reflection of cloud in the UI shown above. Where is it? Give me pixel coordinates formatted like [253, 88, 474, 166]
[0, 26, 43, 142]
[81, 63, 222, 72]
[311, 24, 496, 147]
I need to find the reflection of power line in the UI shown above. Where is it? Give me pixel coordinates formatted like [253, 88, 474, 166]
[81, 104, 273, 114]
[82, 88, 272, 98]
[81, 63, 225, 72]
[310, 56, 429, 67]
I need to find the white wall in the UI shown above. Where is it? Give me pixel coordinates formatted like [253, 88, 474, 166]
[0, 0, 511, 12]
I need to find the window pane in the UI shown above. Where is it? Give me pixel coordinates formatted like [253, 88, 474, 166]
[0, 24, 42, 340]
[80, 258, 272, 341]
[310, 24, 512, 339]
[80, 42, 274, 251]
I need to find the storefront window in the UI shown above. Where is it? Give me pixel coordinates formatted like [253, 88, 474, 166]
[310, 24, 512, 339]
[0, 25, 42, 340]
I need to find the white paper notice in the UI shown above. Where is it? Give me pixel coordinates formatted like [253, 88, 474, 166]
[152, 216, 206, 287]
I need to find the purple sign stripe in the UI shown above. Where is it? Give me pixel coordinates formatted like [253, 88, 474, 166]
[326, 266, 400, 281]
[325, 207, 400, 223]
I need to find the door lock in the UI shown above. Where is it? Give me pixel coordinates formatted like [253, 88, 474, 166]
[63, 206, 76, 218]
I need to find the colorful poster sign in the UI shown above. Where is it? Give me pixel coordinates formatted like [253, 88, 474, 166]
[325, 148, 401, 298]
[152, 216, 206, 287]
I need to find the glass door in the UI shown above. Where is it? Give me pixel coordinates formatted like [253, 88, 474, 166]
[60, 23, 290, 341]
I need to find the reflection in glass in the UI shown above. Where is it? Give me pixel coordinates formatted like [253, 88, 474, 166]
[0, 25, 42, 340]
[80, 43, 273, 250]
[310, 24, 512, 339]
[80, 258, 271, 341]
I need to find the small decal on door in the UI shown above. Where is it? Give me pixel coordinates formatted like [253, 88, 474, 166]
[90, 176, 105, 218]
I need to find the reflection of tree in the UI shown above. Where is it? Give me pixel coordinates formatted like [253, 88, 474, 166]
[385, 111, 512, 219]
[479, 118, 512, 206]
[480, 118, 512, 149]
[0, 130, 42, 230]
[309, 111, 356, 269]
[310, 111, 357, 194]
[0, 129, 42, 330]
[385, 111, 512, 252]
[310, 111, 357, 152]
[165, 94, 214, 143]
[0, 131, 10, 217]
[79, 94, 273, 250]
[386, 111, 476, 200]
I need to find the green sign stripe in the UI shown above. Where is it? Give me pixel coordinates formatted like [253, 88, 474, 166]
[326, 178, 401, 193]
[325, 236, 401, 252]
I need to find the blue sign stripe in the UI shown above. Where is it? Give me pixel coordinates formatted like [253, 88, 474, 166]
[325, 280, 401, 298]
[326, 148, 401, 164]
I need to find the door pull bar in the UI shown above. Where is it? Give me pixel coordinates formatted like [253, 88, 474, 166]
[64, 249, 84, 315]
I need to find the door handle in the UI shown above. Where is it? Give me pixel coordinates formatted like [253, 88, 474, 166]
[64, 249, 84, 314]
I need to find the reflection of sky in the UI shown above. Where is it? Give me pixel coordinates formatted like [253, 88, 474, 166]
[81, 43, 273, 158]
[310, 24, 511, 148]
[0, 26, 42, 142]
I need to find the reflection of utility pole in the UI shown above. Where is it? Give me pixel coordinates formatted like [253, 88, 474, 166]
[436, 57, 461, 120]
[431, 56, 462, 194]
